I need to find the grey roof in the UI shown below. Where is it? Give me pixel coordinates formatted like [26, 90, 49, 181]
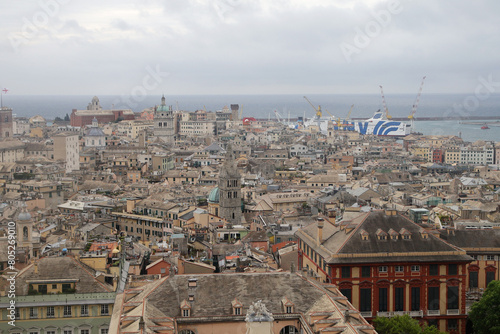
[13, 256, 114, 295]
[86, 127, 105, 137]
[439, 229, 500, 250]
[147, 273, 342, 317]
[296, 211, 472, 264]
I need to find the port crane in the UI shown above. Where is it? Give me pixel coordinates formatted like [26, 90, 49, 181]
[303, 96, 323, 119]
[408, 76, 426, 131]
[346, 104, 354, 120]
[379, 85, 392, 119]
[273, 109, 285, 124]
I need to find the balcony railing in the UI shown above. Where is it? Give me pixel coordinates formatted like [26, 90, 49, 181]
[447, 309, 460, 315]
[376, 310, 424, 318]
[360, 311, 373, 318]
[427, 310, 440, 316]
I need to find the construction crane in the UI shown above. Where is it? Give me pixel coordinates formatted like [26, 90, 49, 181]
[273, 109, 284, 124]
[239, 104, 243, 120]
[408, 76, 426, 130]
[303, 96, 322, 118]
[379, 85, 392, 119]
[346, 104, 354, 120]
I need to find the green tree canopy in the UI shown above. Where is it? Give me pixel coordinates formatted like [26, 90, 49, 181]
[469, 280, 500, 334]
[373, 315, 443, 334]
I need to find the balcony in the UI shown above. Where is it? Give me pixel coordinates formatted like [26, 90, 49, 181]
[376, 311, 391, 317]
[360, 311, 373, 318]
[447, 309, 460, 315]
[409, 310, 423, 317]
[375, 311, 423, 318]
[427, 310, 440, 316]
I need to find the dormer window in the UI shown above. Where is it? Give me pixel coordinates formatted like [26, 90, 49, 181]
[360, 229, 369, 241]
[388, 228, 398, 240]
[376, 229, 388, 241]
[232, 298, 243, 315]
[281, 297, 294, 313]
[399, 228, 411, 240]
[180, 300, 191, 317]
[420, 229, 429, 239]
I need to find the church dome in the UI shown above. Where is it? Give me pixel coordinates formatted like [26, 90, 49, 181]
[208, 187, 220, 203]
[86, 127, 105, 137]
[18, 211, 32, 221]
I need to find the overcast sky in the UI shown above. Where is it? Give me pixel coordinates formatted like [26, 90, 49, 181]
[1, 0, 499, 95]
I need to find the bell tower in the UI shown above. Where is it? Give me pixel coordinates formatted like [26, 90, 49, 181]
[218, 145, 242, 225]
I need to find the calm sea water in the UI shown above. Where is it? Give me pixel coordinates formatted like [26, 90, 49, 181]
[3, 94, 500, 142]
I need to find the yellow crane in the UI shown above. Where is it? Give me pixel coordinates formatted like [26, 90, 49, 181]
[303, 96, 322, 118]
[346, 104, 354, 120]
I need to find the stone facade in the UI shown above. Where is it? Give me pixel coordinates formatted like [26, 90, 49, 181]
[218, 146, 242, 225]
[153, 95, 175, 144]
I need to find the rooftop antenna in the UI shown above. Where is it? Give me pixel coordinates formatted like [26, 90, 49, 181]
[1, 88, 8, 108]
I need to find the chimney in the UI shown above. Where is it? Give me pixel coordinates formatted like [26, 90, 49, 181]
[34, 262, 38, 274]
[317, 220, 324, 245]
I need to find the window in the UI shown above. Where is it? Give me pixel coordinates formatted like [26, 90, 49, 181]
[428, 286, 440, 310]
[361, 266, 371, 278]
[47, 306, 55, 317]
[62, 283, 72, 292]
[47, 331, 56, 334]
[486, 272, 495, 287]
[234, 307, 241, 315]
[486, 255, 495, 261]
[64, 305, 72, 317]
[101, 304, 109, 315]
[341, 266, 351, 278]
[448, 264, 458, 275]
[80, 330, 90, 334]
[411, 287, 420, 311]
[411, 265, 420, 272]
[469, 271, 478, 288]
[182, 309, 190, 317]
[64, 331, 73, 334]
[52, 284, 57, 289]
[100, 330, 108, 334]
[38, 284, 47, 294]
[286, 306, 293, 313]
[81, 305, 89, 316]
[448, 319, 458, 330]
[395, 266, 404, 273]
[429, 264, 439, 276]
[30, 307, 38, 318]
[360, 288, 371, 312]
[447, 286, 459, 310]
[395, 287, 404, 311]
[379, 266, 388, 273]
[340, 288, 352, 303]
[379, 287, 388, 312]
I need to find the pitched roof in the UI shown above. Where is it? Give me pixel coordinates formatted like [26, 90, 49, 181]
[12, 256, 114, 295]
[296, 211, 472, 264]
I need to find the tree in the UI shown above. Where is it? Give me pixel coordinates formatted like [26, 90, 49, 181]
[373, 315, 444, 334]
[64, 113, 70, 121]
[469, 280, 500, 334]
[54, 116, 63, 122]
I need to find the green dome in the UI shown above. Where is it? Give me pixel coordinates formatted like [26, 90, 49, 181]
[157, 104, 170, 112]
[208, 187, 220, 203]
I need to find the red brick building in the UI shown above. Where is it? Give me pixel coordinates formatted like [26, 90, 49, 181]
[70, 96, 134, 127]
[432, 149, 445, 163]
[296, 211, 472, 334]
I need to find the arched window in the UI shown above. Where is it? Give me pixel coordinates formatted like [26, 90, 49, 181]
[280, 326, 299, 334]
[23, 226, 29, 240]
